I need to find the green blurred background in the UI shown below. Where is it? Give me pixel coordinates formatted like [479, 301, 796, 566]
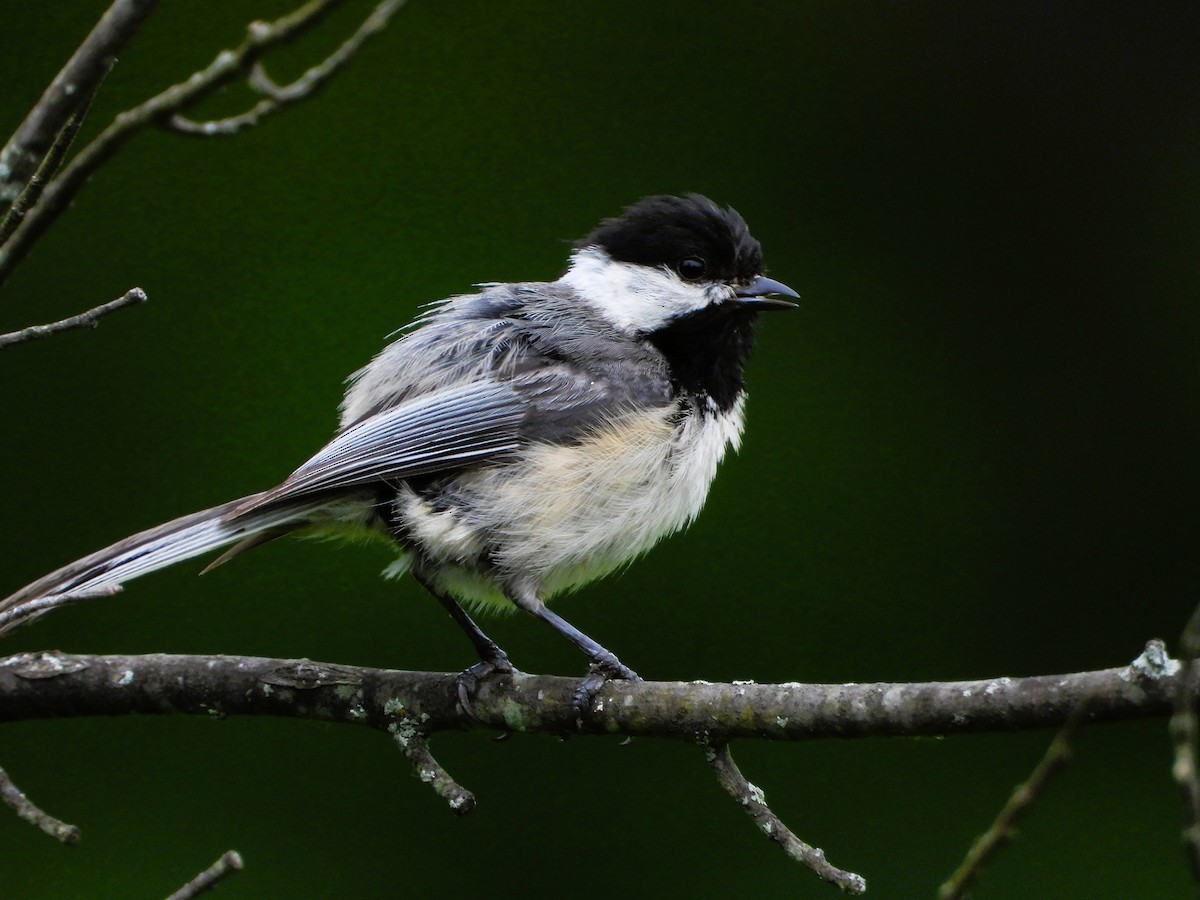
[1, 2, 1197, 897]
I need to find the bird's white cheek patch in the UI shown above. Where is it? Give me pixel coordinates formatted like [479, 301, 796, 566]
[560, 248, 716, 334]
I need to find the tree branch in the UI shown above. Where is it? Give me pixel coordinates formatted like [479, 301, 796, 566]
[0, 0, 400, 293]
[0, 287, 146, 350]
[0, 643, 1182, 741]
[0, 76, 105, 249]
[167, 0, 407, 137]
[0, 0, 159, 203]
[0, 643, 1182, 892]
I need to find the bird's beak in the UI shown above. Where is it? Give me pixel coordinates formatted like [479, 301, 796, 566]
[734, 276, 799, 310]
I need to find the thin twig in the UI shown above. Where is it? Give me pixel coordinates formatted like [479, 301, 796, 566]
[389, 713, 476, 815]
[0, 287, 146, 350]
[164, 850, 244, 900]
[702, 739, 866, 893]
[0, 0, 159, 203]
[0, 764, 80, 844]
[168, 0, 406, 137]
[938, 705, 1090, 899]
[0, 76, 106, 248]
[1173, 607, 1200, 886]
[0, 0, 379, 292]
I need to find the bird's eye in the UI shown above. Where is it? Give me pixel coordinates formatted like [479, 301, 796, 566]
[677, 257, 708, 281]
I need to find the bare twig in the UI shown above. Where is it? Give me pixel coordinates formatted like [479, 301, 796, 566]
[703, 739, 865, 893]
[168, 0, 406, 137]
[164, 850, 244, 900]
[0, 0, 159, 203]
[0, 77, 105, 248]
[1173, 608, 1200, 885]
[0, 287, 146, 350]
[0, 0, 404, 292]
[938, 707, 1089, 899]
[0, 764, 80, 844]
[390, 717, 476, 815]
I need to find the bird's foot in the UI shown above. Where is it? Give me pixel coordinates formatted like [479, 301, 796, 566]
[455, 648, 514, 722]
[572, 652, 641, 723]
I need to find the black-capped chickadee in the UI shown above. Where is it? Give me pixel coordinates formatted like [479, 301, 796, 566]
[1, 194, 797, 711]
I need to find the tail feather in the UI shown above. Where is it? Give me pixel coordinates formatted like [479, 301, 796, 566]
[0, 492, 328, 635]
[198, 525, 301, 575]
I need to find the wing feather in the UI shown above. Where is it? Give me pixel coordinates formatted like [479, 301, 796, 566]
[230, 295, 677, 522]
[231, 381, 524, 517]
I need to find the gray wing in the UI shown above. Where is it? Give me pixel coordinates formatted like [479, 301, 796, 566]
[235, 292, 676, 519]
[230, 380, 525, 517]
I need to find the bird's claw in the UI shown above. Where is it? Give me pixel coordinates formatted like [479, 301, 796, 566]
[455, 651, 514, 722]
[572, 653, 641, 723]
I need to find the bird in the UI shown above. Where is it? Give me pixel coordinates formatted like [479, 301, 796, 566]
[0, 193, 797, 714]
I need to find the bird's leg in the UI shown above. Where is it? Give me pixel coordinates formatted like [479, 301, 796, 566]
[506, 582, 641, 720]
[413, 571, 513, 718]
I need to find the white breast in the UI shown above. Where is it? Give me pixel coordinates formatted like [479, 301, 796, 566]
[401, 396, 746, 609]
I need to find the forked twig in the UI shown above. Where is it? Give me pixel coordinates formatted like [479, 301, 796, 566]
[0, 0, 403, 292]
[169, 0, 406, 137]
[0, 0, 159, 203]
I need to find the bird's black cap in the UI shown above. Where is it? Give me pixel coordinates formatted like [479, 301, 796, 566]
[576, 194, 764, 285]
